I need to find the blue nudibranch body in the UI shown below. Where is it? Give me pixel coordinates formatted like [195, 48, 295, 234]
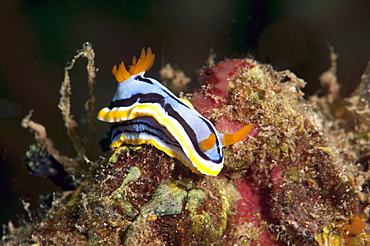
[97, 48, 253, 176]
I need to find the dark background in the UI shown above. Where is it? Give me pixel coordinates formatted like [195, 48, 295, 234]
[0, 0, 369, 236]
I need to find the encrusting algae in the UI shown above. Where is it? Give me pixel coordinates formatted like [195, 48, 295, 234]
[2, 43, 370, 245]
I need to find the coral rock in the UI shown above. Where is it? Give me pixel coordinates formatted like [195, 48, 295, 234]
[4, 56, 370, 246]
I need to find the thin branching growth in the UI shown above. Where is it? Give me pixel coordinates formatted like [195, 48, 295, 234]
[22, 42, 98, 178]
[319, 45, 340, 103]
[59, 42, 98, 160]
[21, 110, 79, 175]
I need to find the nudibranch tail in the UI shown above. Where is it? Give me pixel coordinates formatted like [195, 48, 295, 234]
[112, 47, 155, 82]
[222, 123, 254, 146]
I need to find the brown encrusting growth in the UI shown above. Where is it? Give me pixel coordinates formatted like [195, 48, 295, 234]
[2, 44, 370, 245]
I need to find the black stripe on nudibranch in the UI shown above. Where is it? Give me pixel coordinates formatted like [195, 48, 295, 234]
[135, 75, 154, 84]
[163, 103, 223, 164]
[110, 117, 181, 147]
[135, 75, 193, 110]
[108, 93, 164, 109]
[108, 92, 222, 163]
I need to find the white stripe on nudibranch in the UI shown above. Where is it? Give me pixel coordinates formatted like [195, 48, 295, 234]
[97, 48, 253, 176]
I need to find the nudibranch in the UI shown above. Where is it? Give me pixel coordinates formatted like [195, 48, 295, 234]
[97, 48, 253, 176]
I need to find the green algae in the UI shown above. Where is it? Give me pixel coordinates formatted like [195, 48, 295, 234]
[217, 182, 237, 234]
[186, 189, 206, 211]
[110, 166, 141, 217]
[123, 181, 187, 246]
[112, 166, 141, 198]
[109, 146, 132, 164]
[186, 180, 239, 239]
[121, 166, 141, 186]
[141, 183, 187, 217]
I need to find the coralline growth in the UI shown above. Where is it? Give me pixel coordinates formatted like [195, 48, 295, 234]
[2, 44, 370, 245]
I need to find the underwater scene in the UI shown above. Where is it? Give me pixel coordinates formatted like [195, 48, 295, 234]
[0, 1, 369, 245]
